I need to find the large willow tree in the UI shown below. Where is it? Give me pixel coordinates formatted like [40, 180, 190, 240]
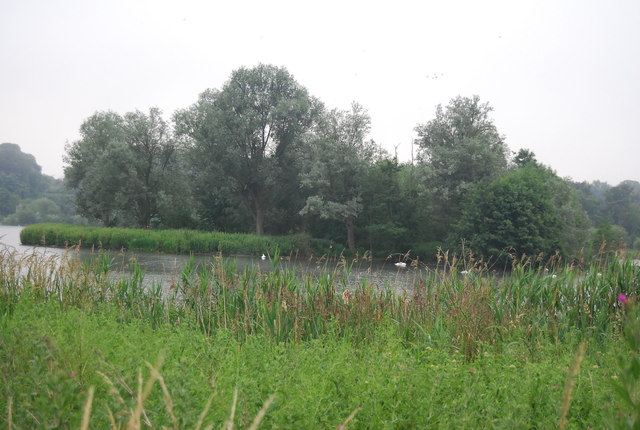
[175, 64, 318, 235]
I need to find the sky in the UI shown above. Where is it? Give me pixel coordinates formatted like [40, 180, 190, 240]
[1, 0, 639, 185]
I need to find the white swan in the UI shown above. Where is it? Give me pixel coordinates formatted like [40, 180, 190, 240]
[261, 254, 266, 260]
[394, 262, 407, 268]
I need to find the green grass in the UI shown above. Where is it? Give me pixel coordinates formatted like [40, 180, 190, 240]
[19, 223, 339, 257]
[1, 246, 639, 428]
[0, 295, 627, 429]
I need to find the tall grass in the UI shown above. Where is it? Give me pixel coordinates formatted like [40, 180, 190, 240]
[2, 245, 637, 356]
[1, 245, 639, 427]
[19, 223, 338, 256]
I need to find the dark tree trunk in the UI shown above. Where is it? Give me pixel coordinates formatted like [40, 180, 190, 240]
[255, 204, 265, 235]
[137, 194, 153, 228]
[346, 215, 356, 252]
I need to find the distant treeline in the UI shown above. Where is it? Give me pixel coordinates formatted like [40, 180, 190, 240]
[4, 65, 640, 261]
[0, 143, 80, 225]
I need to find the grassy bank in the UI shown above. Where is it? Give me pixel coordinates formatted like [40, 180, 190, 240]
[1, 247, 639, 427]
[19, 223, 336, 256]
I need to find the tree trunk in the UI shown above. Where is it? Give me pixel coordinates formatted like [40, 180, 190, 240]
[247, 185, 266, 235]
[255, 204, 265, 235]
[346, 215, 356, 252]
[137, 194, 153, 228]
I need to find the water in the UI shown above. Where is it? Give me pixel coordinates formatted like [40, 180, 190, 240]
[0, 225, 427, 291]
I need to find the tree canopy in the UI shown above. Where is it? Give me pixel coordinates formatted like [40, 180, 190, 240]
[37, 65, 639, 260]
[415, 95, 508, 203]
[453, 143, 593, 262]
[0, 143, 46, 216]
[0, 143, 78, 224]
[175, 64, 318, 235]
[299, 102, 376, 251]
[64, 109, 180, 227]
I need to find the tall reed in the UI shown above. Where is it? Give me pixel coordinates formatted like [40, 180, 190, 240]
[1, 246, 637, 358]
[19, 223, 330, 256]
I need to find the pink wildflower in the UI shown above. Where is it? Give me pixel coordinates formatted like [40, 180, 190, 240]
[70, 371, 77, 377]
[618, 293, 628, 303]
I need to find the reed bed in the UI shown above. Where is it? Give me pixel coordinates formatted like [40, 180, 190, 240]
[1, 245, 638, 427]
[19, 223, 336, 256]
[2, 246, 637, 353]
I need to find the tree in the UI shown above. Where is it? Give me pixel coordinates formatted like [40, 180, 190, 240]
[0, 143, 84, 224]
[64, 112, 128, 226]
[547, 172, 590, 257]
[42, 175, 83, 223]
[454, 164, 588, 261]
[590, 222, 629, 254]
[358, 158, 411, 256]
[415, 95, 508, 229]
[0, 143, 47, 216]
[572, 180, 610, 227]
[64, 109, 178, 227]
[573, 181, 640, 249]
[621, 180, 640, 201]
[175, 64, 317, 235]
[3, 198, 64, 225]
[604, 183, 640, 240]
[511, 149, 589, 256]
[299, 102, 376, 252]
[122, 108, 177, 227]
[513, 148, 537, 167]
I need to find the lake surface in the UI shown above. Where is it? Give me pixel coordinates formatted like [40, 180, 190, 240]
[0, 225, 427, 292]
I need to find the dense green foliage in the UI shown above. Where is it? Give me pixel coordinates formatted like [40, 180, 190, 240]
[18, 223, 334, 256]
[174, 64, 317, 236]
[63, 108, 186, 228]
[1, 247, 639, 427]
[414, 95, 508, 222]
[455, 164, 589, 261]
[573, 180, 640, 253]
[299, 102, 377, 252]
[0, 143, 80, 224]
[0, 143, 46, 216]
[5, 65, 640, 261]
[61, 62, 640, 261]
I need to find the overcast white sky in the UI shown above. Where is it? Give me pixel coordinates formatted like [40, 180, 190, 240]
[1, 0, 639, 184]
